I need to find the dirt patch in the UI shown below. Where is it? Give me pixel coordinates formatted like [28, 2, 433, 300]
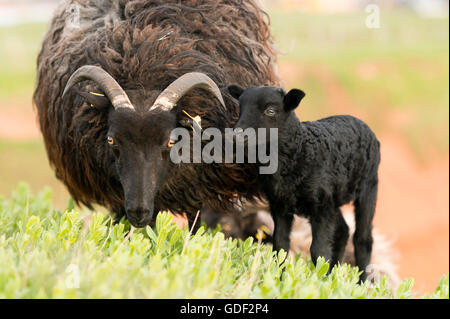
[0, 98, 40, 140]
[375, 134, 449, 295]
[279, 61, 365, 117]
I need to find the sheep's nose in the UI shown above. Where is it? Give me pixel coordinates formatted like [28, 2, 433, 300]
[126, 207, 153, 228]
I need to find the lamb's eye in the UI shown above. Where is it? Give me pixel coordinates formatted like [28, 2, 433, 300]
[264, 107, 277, 117]
[107, 136, 115, 145]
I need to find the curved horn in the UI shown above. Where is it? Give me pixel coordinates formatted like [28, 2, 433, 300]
[149, 72, 226, 112]
[62, 65, 134, 110]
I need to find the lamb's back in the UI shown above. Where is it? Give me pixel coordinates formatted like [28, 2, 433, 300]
[301, 115, 379, 167]
[286, 115, 380, 208]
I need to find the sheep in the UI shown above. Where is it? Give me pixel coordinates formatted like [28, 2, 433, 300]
[33, 0, 279, 228]
[228, 85, 381, 281]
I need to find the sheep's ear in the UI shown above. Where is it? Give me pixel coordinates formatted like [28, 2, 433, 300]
[227, 84, 245, 100]
[283, 89, 305, 112]
[78, 91, 111, 110]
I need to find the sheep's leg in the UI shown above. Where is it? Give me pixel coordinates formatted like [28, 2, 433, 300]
[353, 182, 378, 282]
[331, 209, 349, 267]
[271, 213, 293, 254]
[310, 209, 336, 272]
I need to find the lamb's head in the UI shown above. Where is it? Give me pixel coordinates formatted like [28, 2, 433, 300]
[229, 85, 305, 136]
[63, 66, 226, 227]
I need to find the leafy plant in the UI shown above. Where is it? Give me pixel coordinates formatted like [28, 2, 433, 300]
[0, 184, 447, 299]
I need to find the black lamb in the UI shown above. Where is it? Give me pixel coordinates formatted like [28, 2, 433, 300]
[228, 85, 381, 281]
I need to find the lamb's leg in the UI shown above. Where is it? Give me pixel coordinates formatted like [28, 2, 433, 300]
[331, 208, 349, 267]
[310, 209, 336, 271]
[354, 182, 378, 282]
[272, 213, 294, 253]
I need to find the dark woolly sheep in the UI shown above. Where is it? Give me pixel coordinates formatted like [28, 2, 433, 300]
[228, 85, 381, 281]
[33, 0, 279, 228]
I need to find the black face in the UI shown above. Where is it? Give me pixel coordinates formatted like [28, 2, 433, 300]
[107, 109, 178, 227]
[228, 85, 305, 134]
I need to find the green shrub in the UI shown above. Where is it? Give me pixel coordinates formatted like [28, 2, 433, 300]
[0, 184, 448, 299]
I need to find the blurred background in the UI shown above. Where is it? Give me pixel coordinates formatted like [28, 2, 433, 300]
[0, 0, 448, 295]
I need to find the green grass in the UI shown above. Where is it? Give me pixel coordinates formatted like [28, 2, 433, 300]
[0, 140, 68, 209]
[0, 184, 448, 299]
[0, 23, 47, 100]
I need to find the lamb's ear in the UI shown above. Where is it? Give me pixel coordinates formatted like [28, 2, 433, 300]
[283, 89, 305, 112]
[227, 84, 245, 100]
[78, 91, 111, 110]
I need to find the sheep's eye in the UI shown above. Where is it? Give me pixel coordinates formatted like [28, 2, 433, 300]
[167, 139, 176, 148]
[168, 130, 180, 148]
[107, 136, 115, 145]
[264, 107, 277, 117]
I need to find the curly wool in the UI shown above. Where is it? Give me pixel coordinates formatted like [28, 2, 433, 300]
[270, 115, 380, 213]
